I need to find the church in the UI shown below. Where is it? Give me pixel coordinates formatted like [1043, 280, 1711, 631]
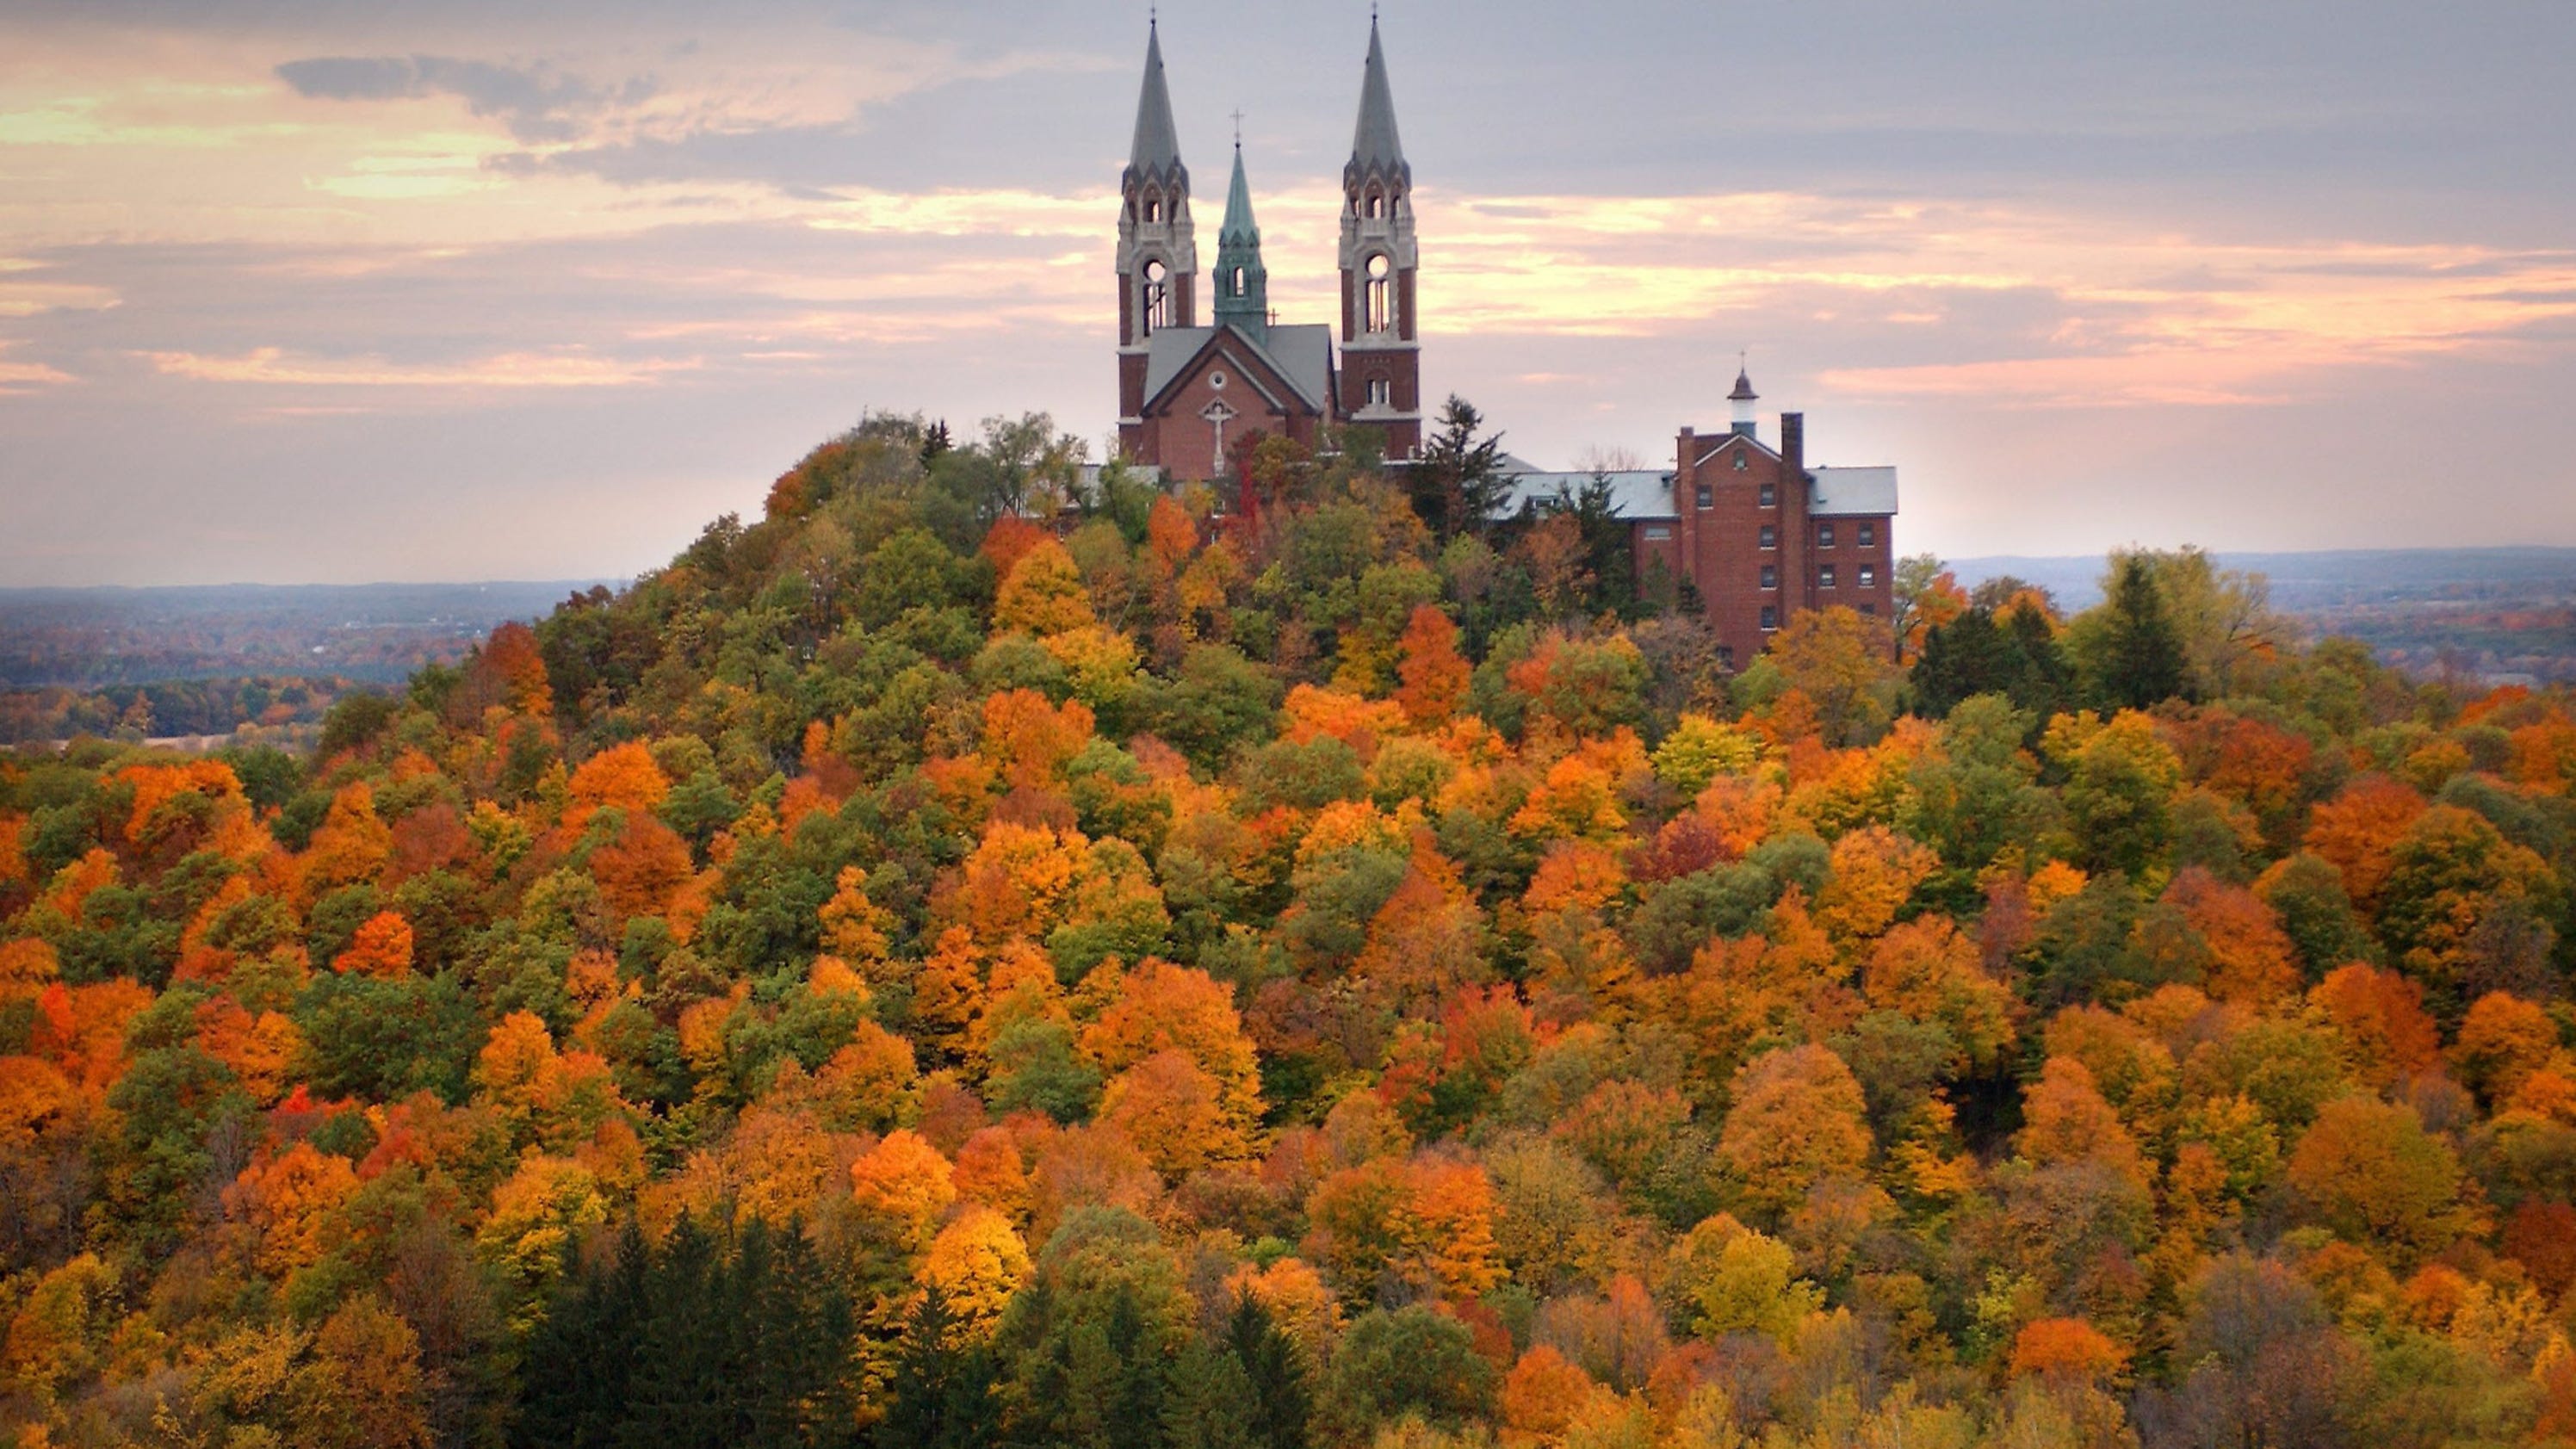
[1114, 16, 1419, 478]
[1112, 18, 1898, 666]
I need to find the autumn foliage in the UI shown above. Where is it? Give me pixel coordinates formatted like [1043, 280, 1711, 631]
[3, 416, 2573, 1448]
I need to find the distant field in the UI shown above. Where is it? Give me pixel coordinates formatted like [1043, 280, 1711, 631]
[0, 580, 615, 743]
[1951, 547, 2576, 685]
[0, 580, 615, 689]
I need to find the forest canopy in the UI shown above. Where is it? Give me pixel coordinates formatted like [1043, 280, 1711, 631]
[3, 410, 2575, 1449]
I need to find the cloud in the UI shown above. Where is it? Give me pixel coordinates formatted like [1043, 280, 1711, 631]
[0, 342, 75, 393]
[141, 346, 690, 389]
[0, 260, 120, 319]
[276, 54, 652, 143]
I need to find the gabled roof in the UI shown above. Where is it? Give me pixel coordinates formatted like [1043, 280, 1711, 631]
[1495, 468, 1679, 523]
[1346, 17, 1409, 189]
[1694, 432, 1778, 468]
[1142, 323, 1334, 415]
[1126, 22, 1186, 187]
[1811, 466, 1898, 517]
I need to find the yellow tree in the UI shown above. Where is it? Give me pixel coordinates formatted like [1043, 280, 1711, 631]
[1717, 1044, 1872, 1219]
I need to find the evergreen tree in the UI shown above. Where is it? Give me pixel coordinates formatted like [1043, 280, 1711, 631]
[878, 1288, 1001, 1449]
[1162, 1340, 1258, 1449]
[2004, 604, 2074, 716]
[1223, 1292, 1311, 1449]
[2093, 552, 2189, 709]
[1910, 608, 2015, 718]
[1412, 394, 1505, 541]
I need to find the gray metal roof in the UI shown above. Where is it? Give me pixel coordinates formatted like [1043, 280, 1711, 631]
[1126, 22, 1185, 184]
[1495, 461, 1898, 522]
[1811, 466, 1898, 516]
[1495, 469, 1678, 523]
[1346, 18, 1409, 188]
[1142, 323, 1334, 414]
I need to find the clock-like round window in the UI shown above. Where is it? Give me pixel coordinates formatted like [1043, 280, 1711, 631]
[1209, 370, 1228, 389]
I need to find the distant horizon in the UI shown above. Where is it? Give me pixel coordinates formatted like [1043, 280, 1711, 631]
[8, 542, 2576, 598]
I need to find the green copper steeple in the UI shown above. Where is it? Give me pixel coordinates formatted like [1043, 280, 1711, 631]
[1211, 141, 1268, 344]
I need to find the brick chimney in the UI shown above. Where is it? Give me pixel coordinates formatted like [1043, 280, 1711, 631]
[1780, 412, 1808, 610]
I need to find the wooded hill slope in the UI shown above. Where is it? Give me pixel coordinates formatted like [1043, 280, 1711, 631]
[4, 412, 2575, 1449]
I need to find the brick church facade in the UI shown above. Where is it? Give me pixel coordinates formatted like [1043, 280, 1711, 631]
[1112, 19, 1897, 667]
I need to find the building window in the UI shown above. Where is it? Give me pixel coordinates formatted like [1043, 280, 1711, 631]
[1365, 253, 1392, 333]
[1141, 259, 1169, 336]
[1817, 523, 1836, 548]
[1732, 453, 1749, 472]
[1365, 377, 1390, 408]
[1208, 370, 1227, 390]
[1820, 565, 1837, 589]
[1758, 482, 1776, 508]
[1860, 603, 1877, 616]
[1858, 521, 1875, 548]
[1759, 525, 1776, 549]
[1644, 524, 1672, 541]
[1144, 195, 1161, 224]
[1761, 606, 1780, 631]
[1694, 484, 1713, 510]
[1365, 190, 1384, 220]
[1229, 266, 1247, 297]
[1760, 564, 1777, 590]
[1858, 565, 1876, 588]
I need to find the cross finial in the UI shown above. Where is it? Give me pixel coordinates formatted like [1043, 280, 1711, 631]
[1231, 108, 1244, 146]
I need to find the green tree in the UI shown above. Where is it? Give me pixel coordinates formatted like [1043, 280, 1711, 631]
[2075, 553, 2189, 710]
[1412, 395, 1507, 542]
[1319, 1306, 1497, 1443]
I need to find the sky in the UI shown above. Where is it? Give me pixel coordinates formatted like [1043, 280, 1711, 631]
[2, 0, 2573, 586]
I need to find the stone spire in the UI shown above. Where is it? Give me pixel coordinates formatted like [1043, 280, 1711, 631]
[1212, 140, 1269, 342]
[1346, 15, 1409, 190]
[1126, 19, 1186, 190]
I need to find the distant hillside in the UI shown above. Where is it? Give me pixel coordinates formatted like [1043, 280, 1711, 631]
[0, 579, 618, 689]
[1949, 546, 2576, 612]
[1951, 547, 2576, 684]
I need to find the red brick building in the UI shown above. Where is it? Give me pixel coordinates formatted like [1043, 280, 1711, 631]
[1112, 21, 1896, 664]
[1498, 372, 1899, 668]
[1115, 18, 1419, 480]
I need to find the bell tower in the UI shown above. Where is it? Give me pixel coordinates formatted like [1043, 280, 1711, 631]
[1336, 15, 1421, 460]
[1211, 139, 1270, 344]
[1118, 19, 1196, 454]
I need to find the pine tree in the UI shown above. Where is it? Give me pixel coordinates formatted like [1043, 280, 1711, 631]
[878, 1287, 1000, 1449]
[1162, 1340, 1259, 1449]
[2096, 553, 2188, 709]
[1223, 1292, 1311, 1449]
[1414, 395, 1505, 541]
